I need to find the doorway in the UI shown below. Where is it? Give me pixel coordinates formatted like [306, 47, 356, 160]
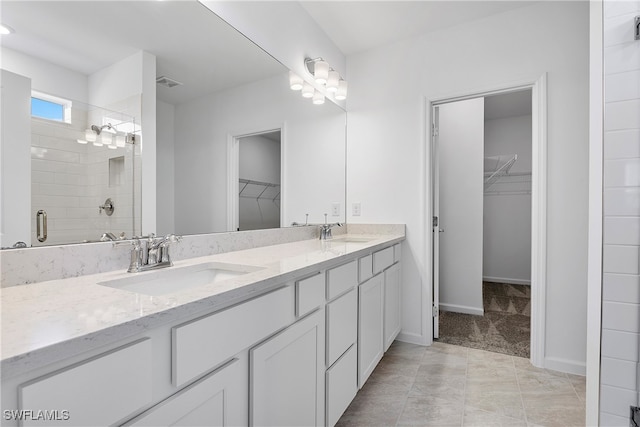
[229, 129, 282, 231]
[429, 77, 546, 366]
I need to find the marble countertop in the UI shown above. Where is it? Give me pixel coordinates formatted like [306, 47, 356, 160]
[1, 233, 404, 378]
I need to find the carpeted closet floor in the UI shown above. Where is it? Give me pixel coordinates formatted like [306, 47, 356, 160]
[438, 282, 531, 358]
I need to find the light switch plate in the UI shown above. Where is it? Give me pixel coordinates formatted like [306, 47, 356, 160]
[331, 203, 340, 216]
[352, 202, 361, 216]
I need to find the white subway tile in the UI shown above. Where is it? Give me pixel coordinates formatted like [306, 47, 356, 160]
[600, 385, 638, 417]
[602, 301, 640, 332]
[604, 187, 640, 216]
[605, 70, 640, 102]
[603, 273, 640, 302]
[605, 99, 640, 131]
[605, 158, 640, 187]
[600, 411, 632, 427]
[604, 218, 640, 245]
[605, 12, 640, 46]
[602, 329, 640, 361]
[605, 129, 640, 159]
[603, 245, 640, 274]
[605, 0, 640, 18]
[605, 43, 640, 75]
[601, 357, 638, 390]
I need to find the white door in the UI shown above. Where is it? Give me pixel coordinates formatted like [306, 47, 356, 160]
[434, 98, 485, 320]
[432, 107, 441, 339]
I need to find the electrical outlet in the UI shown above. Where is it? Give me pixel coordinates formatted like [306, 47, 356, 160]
[331, 203, 340, 216]
[352, 202, 361, 216]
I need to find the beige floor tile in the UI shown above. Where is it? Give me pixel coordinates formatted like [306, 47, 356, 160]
[374, 355, 422, 377]
[463, 405, 528, 427]
[337, 392, 406, 427]
[386, 341, 428, 362]
[409, 373, 466, 403]
[396, 395, 463, 426]
[416, 362, 467, 377]
[524, 403, 586, 427]
[464, 387, 525, 420]
[359, 371, 415, 398]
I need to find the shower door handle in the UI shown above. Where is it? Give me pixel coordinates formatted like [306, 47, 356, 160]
[36, 210, 47, 242]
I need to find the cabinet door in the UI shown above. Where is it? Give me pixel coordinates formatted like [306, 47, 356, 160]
[358, 274, 384, 388]
[125, 357, 247, 427]
[251, 309, 325, 427]
[326, 288, 357, 367]
[384, 263, 402, 351]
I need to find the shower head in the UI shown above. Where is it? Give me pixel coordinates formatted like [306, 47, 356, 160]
[90, 123, 115, 135]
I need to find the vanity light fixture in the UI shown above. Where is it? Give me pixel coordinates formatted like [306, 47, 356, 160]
[301, 82, 315, 98]
[303, 57, 347, 102]
[335, 80, 348, 101]
[289, 71, 304, 90]
[76, 139, 88, 145]
[326, 71, 340, 93]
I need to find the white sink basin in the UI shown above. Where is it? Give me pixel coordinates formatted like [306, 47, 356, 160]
[98, 262, 263, 296]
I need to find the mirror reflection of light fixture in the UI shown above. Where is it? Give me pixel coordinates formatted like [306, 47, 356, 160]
[76, 139, 88, 145]
[301, 82, 314, 98]
[115, 135, 126, 148]
[312, 90, 325, 105]
[85, 129, 97, 142]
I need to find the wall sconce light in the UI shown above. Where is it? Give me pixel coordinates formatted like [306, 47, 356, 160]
[288, 57, 348, 105]
[80, 123, 133, 148]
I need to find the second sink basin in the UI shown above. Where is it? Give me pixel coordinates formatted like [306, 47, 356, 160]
[98, 262, 264, 296]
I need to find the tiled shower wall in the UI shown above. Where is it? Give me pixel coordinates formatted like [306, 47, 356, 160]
[30, 103, 136, 246]
[600, 1, 640, 425]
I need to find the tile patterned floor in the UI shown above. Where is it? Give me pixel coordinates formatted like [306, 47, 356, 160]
[337, 341, 586, 427]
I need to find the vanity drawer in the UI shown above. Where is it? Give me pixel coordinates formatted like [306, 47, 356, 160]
[373, 246, 394, 274]
[326, 288, 357, 367]
[394, 243, 402, 263]
[326, 344, 358, 427]
[359, 254, 373, 283]
[327, 261, 358, 300]
[296, 272, 325, 317]
[19, 339, 152, 426]
[172, 286, 294, 387]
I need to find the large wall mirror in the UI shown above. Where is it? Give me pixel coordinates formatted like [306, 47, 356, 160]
[0, 1, 346, 248]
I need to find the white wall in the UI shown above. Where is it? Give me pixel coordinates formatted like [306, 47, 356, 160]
[347, 1, 589, 372]
[156, 100, 175, 236]
[173, 72, 345, 235]
[483, 114, 532, 285]
[599, 1, 640, 425]
[1, 47, 88, 103]
[0, 70, 31, 248]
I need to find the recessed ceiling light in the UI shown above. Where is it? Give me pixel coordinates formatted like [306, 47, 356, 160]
[0, 24, 14, 35]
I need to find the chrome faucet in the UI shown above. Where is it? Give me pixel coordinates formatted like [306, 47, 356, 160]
[319, 214, 342, 240]
[115, 233, 182, 273]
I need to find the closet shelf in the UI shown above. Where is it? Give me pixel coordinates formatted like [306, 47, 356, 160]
[239, 178, 281, 201]
[484, 154, 531, 195]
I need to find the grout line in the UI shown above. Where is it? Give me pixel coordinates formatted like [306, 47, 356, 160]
[513, 355, 530, 426]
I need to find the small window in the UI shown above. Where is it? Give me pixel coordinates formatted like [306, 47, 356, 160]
[31, 91, 72, 124]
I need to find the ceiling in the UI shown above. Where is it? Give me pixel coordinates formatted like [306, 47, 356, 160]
[300, 1, 538, 56]
[0, 1, 285, 105]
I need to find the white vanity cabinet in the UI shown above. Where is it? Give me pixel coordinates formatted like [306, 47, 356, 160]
[125, 357, 247, 427]
[384, 262, 402, 351]
[250, 309, 325, 427]
[357, 273, 385, 388]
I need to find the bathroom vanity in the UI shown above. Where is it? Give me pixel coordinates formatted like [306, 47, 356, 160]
[1, 229, 404, 426]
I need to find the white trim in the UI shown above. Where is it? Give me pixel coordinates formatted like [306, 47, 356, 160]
[586, 0, 603, 424]
[544, 356, 586, 377]
[426, 74, 548, 370]
[226, 124, 285, 232]
[439, 303, 484, 317]
[482, 276, 531, 286]
[530, 73, 547, 369]
[397, 331, 427, 346]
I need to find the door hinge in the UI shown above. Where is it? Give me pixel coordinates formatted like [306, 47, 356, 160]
[432, 124, 439, 137]
[433, 216, 438, 227]
[432, 304, 439, 317]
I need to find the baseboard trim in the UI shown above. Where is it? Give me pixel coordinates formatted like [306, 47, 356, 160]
[544, 356, 586, 376]
[396, 331, 428, 346]
[440, 303, 484, 316]
[483, 276, 531, 286]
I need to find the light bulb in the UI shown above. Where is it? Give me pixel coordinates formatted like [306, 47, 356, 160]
[93, 141, 103, 147]
[326, 71, 339, 93]
[115, 135, 126, 148]
[76, 139, 88, 145]
[289, 71, 303, 91]
[301, 82, 314, 98]
[100, 133, 112, 146]
[85, 129, 97, 142]
[335, 80, 348, 101]
[312, 90, 325, 105]
[314, 60, 329, 85]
